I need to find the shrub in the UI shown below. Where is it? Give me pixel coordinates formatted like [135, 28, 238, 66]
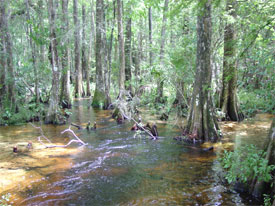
[238, 89, 275, 117]
[219, 144, 275, 184]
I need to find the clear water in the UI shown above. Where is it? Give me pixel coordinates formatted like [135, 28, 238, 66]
[0, 99, 272, 205]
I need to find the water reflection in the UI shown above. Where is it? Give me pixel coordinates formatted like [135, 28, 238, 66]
[0, 99, 273, 205]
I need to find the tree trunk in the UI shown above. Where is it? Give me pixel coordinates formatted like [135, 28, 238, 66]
[155, 0, 169, 104]
[88, 0, 95, 84]
[6, 10, 16, 110]
[74, 0, 83, 98]
[185, 0, 219, 142]
[107, 0, 116, 97]
[114, 37, 118, 64]
[148, 7, 153, 66]
[82, 4, 91, 97]
[60, 0, 72, 109]
[92, 0, 106, 107]
[1, 0, 16, 111]
[220, 0, 243, 121]
[174, 79, 187, 117]
[45, 0, 61, 124]
[38, 0, 45, 65]
[0, 0, 6, 107]
[125, 16, 132, 93]
[117, 0, 125, 96]
[102, 0, 111, 108]
[25, 0, 40, 104]
[137, 18, 143, 82]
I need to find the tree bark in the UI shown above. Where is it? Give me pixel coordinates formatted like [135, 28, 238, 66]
[220, 0, 243, 121]
[74, 0, 83, 98]
[102, 0, 111, 108]
[5, 11, 16, 111]
[117, 0, 125, 96]
[148, 7, 153, 66]
[1, 0, 16, 111]
[174, 79, 187, 117]
[60, 0, 72, 109]
[82, 4, 91, 97]
[25, 0, 39, 104]
[0, 0, 6, 107]
[125, 16, 132, 93]
[155, 0, 169, 104]
[185, 0, 219, 142]
[88, 0, 96, 83]
[45, 0, 61, 124]
[38, 0, 45, 65]
[137, 18, 143, 81]
[92, 0, 106, 107]
[107, 0, 116, 96]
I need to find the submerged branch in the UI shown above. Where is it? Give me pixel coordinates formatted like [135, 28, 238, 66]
[30, 123, 87, 148]
[123, 113, 155, 139]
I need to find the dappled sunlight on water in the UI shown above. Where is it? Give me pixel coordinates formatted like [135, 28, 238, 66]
[0, 99, 273, 205]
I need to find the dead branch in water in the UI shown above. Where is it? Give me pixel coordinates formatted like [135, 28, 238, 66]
[30, 123, 87, 148]
[122, 113, 156, 139]
[110, 91, 156, 139]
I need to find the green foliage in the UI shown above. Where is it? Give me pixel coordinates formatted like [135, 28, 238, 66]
[0, 102, 46, 125]
[238, 89, 275, 117]
[220, 145, 275, 184]
[263, 194, 274, 206]
[0, 193, 11, 206]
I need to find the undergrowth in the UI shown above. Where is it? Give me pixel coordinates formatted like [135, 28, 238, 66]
[239, 89, 275, 117]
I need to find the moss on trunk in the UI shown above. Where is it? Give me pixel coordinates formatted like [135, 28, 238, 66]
[92, 89, 106, 108]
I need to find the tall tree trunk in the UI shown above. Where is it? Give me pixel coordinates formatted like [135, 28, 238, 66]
[60, 0, 72, 109]
[45, 0, 61, 124]
[74, 0, 83, 98]
[107, 0, 116, 96]
[38, 0, 45, 65]
[0, 0, 6, 107]
[185, 0, 219, 142]
[82, 4, 91, 97]
[114, 37, 118, 64]
[137, 18, 143, 80]
[88, 0, 96, 83]
[125, 16, 132, 93]
[25, 0, 39, 104]
[117, 0, 125, 96]
[148, 7, 153, 67]
[220, 0, 242, 121]
[92, 0, 106, 107]
[155, 0, 169, 104]
[174, 79, 186, 117]
[2, 1, 16, 111]
[102, 0, 111, 108]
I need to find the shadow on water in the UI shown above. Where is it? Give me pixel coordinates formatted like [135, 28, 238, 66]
[0, 99, 273, 205]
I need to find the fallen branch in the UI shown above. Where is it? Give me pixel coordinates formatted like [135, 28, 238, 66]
[30, 123, 87, 148]
[30, 123, 52, 144]
[61, 126, 87, 145]
[122, 114, 156, 139]
[71, 123, 82, 130]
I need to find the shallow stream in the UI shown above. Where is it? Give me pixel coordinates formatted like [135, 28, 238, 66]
[0, 99, 273, 205]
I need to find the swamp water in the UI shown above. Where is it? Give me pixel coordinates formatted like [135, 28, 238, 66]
[0, 99, 273, 206]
